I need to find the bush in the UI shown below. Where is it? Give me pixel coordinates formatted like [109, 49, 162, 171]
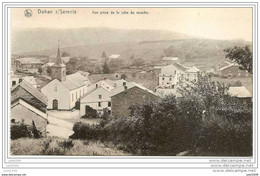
[70, 122, 98, 140]
[11, 123, 31, 139]
[82, 105, 98, 118]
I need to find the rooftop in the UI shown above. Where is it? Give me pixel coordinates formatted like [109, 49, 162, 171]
[11, 80, 47, 105]
[61, 72, 88, 90]
[162, 57, 179, 61]
[111, 82, 159, 97]
[16, 57, 43, 64]
[228, 86, 252, 98]
[109, 54, 121, 59]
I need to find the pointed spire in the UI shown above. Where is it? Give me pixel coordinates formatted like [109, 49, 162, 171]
[55, 44, 62, 65]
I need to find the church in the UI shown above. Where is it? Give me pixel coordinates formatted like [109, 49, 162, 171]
[41, 46, 91, 110]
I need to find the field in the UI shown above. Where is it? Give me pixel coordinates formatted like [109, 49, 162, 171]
[10, 137, 130, 156]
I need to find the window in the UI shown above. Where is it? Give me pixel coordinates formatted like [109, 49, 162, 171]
[172, 85, 175, 89]
[123, 82, 126, 86]
[96, 84, 98, 88]
[99, 95, 102, 99]
[169, 78, 172, 81]
[174, 70, 176, 74]
[187, 73, 190, 77]
[72, 93, 74, 102]
[98, 102, 101, 107]
[162, 77, 165, 80]
[19, 78, 22, 83]
[108, 102, 111, 107]
[194, 79, 196, 82]
[114, 83, 117, 87]
[12, 81, 16, 87]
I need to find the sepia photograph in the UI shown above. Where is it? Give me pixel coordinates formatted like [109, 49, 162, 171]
[9, 7, 253, 157]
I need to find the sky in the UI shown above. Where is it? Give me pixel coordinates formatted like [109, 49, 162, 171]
[11, 8, 252, 41]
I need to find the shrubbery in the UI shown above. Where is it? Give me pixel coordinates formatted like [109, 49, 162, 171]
[11, 121, 42, 139]
[82, 105, 98, 118]
[71, 75, 252, 156]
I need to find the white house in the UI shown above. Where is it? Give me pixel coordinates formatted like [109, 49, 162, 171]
[156, 62, 200, 97]
[79, 87, 112, 117]
[41, 46, 91, 110]
[79, 79, 128, 116]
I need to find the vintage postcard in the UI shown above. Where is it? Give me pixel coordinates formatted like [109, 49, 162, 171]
[1, 2, 258, 175]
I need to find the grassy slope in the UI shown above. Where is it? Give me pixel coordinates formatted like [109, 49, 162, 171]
[10, 137, 130, 156]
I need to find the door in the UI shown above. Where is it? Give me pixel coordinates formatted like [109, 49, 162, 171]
[53, 99, 58, 110]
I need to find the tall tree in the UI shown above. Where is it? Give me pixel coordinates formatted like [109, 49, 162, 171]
[103, 60, 110, 74]
[101, 51, 107, 59]
[224, 46, 252, 74]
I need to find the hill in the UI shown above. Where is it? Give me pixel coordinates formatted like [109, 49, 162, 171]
[11, 27, 190, 54]
[16, 38, 251, 69]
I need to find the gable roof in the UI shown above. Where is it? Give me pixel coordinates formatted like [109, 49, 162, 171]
[111, 82, 159, 97]
[162, 57, 179, 61]
[104, 79, 127, 87]
[16, 57, 43, 64]
[22, 76, 37, 85]
[61, 72, 88, 90]
[228, 86, 252, 98]
[220, 63, 240, 71]
[186, 66, 200, 73]
[11, 81, 47, 105]
[109, 54, 121, 59]
[79, 86, 111, 101]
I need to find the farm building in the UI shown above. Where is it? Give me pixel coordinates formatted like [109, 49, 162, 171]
[14, 57, 44, 69]
[228, 86, 252, 105]
[220, 63, 250, 77]
[111, 82, 160, 117]
[11, 81, 48, 137]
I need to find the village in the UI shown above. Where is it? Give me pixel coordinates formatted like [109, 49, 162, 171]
[10, 43, 253, 155]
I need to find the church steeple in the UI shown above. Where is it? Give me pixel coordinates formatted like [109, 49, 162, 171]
[51, 45, 66, 82]
[55, 45, 62, 65]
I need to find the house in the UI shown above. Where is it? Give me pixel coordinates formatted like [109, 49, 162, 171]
[161, 57, 179, 65]
[109, 54, 121, 59]
[41, 46, 90, 110]
[220, 63, 250, 77]
[22, 76, 37, 88]
[11, 81, 48, 137]
[111, 82, 160, 117]
[79, 87, 112, 117]
[156, 63, 200, 97]
[228, 86, 252, 105]
[41, 62, 55, 75]
[14, 57, 44, 69]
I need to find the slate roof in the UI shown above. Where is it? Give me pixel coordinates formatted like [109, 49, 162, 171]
[11, 80, 47, 105]
[110, 82, 159, 97]
[186, 66, 200, 72]
[22, 76, 37, 86]
[220, 63, 239, 71]
[61, 72, 88, 90]
[228, 86, 252, 98]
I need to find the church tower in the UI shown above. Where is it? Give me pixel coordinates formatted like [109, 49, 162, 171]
[51, 45, 66, 82]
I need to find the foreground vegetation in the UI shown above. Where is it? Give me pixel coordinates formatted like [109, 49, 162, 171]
[10, 137, 129, 156]
[71, 75, 252, 156]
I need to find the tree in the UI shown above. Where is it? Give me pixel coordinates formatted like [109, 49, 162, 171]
[47, 66, 52, 75]
[38, 67, 42, 74]
[103, 60, 110, 74]
[101, 51, 107, 59]
[224, 46, 252, 74]
[61, 52, 70, 57]
[82, 105, 98, 118]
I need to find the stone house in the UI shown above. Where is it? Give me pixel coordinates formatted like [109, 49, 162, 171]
[11, 81, 48, 137]
[111, 82, 160, 117]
